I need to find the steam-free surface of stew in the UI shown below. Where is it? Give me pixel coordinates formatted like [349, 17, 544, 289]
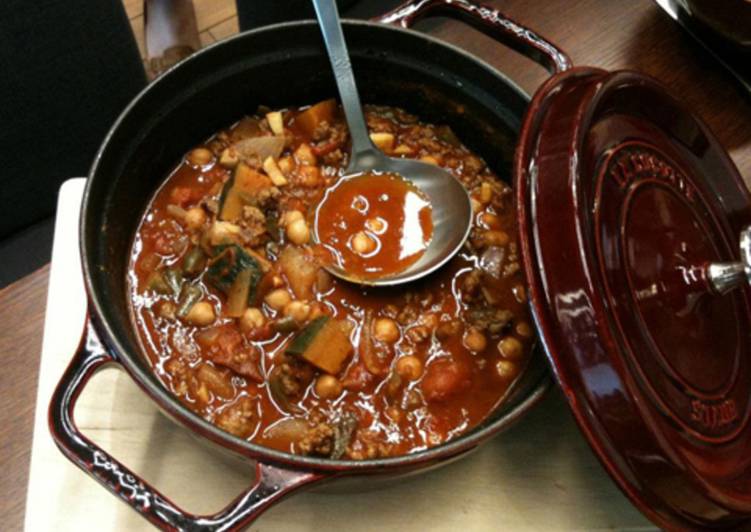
[129, 101, 533, 460]
[315, 172, 433, 279]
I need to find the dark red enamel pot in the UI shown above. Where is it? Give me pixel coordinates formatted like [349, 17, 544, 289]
[48, 2, 557, 530]
[515, 66, 751, 529]
[49, 0, 751, 530]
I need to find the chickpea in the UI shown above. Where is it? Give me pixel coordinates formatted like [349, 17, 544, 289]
[239, 307, 265, 333]
[185, 301, 215, 326]
[484, 230, 510, 247]
[351, 231, 376, 255]
[184, 207, 207, 230]
[187, 147, 213, 166]
[496, 359, 518, 380]
[365, 217, 386, 234]
[286, 218, 310, 245]
[480, 212, 501, 229]
[396, 355, 423, 381]
[498, 336, 523, 360]
[265, 289, 291, 311]
[463, 327, 487, 352]
[282, 210, 304, 226]
[374, 318, 400, 343]
[512, 284, 526, 303]
[315, 374, 343, 399]
[284, 301, 311, 322]
[515, 321, 533, 338]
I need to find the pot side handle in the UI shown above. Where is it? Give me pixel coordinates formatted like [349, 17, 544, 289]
[378, 0, 572, 74]
[48, 321, 321, 531]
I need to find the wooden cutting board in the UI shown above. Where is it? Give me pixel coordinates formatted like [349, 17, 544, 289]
[23, 178, 654, 531]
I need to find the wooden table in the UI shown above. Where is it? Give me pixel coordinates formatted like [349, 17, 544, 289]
[3, 1, 751, 530]
[0, 266, 49, 530]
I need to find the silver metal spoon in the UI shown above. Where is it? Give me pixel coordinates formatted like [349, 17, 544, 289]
[311, 0, 473, 287]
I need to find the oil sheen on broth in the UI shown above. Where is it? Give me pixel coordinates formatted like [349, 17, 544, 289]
[127, 101, 533, 460]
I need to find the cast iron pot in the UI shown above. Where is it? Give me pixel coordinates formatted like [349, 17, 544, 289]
[49, 1, 566, 529]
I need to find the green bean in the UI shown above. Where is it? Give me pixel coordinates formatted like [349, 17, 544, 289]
[176, 284, 202, 317]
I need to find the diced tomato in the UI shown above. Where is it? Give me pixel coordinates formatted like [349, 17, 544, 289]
[421, 359, 471, 402]
[342, 362, 374, 392]
[154, 235, 175, 255]
[312, 140, 343, 157]
[217, 327, 243, 355]
[170, 186, 193, 207]
[246, 322, 274, 341]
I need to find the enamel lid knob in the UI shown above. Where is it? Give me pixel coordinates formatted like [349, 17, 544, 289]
[516, 67, 751, 529]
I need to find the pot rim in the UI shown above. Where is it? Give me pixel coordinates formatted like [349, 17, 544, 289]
[80, 18, 549, 472]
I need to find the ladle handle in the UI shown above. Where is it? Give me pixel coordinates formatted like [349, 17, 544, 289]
[379, 0, 572, 75]
[705, 226, 751, 294]
[312, 0, 383, 172]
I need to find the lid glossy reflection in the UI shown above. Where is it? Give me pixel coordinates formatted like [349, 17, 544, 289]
[517, 67, 751, 529]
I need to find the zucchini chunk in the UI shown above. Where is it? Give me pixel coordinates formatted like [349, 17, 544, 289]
[219, 163, 273, 222]
[206, 244, 262, 317]
[286, 316, 353, 374]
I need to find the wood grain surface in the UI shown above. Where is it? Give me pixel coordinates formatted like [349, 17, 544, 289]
[0, 266, 49, 529]
[5, 0, 751, 530]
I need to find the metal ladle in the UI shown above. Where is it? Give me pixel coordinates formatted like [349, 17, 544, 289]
[311, 0, 473, 286]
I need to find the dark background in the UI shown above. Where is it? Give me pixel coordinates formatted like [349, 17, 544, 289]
[0, 0, 404, 288]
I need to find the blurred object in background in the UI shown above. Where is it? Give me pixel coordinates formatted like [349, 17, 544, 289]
[0, 0, 146, 287]
[654, 0, 751, 95]
[683, 0, 751, 51]
[144, 0, 201, 78]
[235, 0, 358, 29]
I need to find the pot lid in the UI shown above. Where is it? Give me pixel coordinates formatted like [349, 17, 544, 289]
[516, 67, 751, 529]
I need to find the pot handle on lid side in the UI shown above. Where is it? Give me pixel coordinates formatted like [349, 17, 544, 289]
[378, 0, 572, 74]
[49, 321, 321, 531]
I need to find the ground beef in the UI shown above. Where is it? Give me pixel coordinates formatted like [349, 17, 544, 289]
[274, 357, 315, 399]
[216, 396, 258, 438]
[346, 430, 392, 460]
[298, 422, 335, 456]
[240, 205, 267, 246]
[461, 269, 482, 302]
[397, 304, 419, 325]
[467, 306, 513, 335]
[165, 357, 190, 397]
